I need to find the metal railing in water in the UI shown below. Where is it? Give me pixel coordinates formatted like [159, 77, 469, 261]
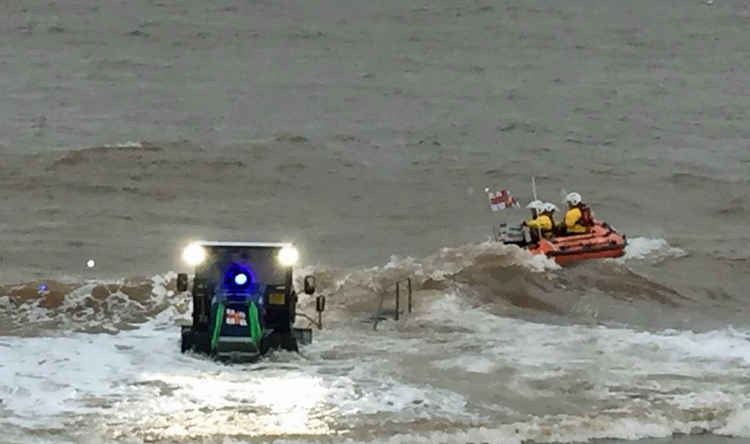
[372, 277, 412, 331]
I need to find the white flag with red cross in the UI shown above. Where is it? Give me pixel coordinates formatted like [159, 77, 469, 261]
[487, 189, 520, 212]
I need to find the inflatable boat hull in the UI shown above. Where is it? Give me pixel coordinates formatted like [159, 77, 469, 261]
[529, 221, 626, 265]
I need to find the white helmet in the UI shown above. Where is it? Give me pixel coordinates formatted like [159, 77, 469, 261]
[526, 200, 544, 210]
[543, 203, 558, 213]
[565, 192, 582, 206]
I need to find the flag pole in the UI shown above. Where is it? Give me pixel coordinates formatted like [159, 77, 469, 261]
[531, 176, 542, 241]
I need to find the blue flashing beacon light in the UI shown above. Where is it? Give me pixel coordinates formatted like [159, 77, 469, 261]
[223, 263, 256, 294]
[234, 272, 248, 286]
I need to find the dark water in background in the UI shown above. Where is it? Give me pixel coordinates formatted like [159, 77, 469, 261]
[1, 0, 748, 295]
[1, 0, 750, 442]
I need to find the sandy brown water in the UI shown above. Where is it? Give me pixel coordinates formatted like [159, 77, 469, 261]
[1, 0, 750, 442]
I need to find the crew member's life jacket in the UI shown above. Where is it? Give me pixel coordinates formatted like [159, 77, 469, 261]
[527, 214, 555, 239]
[564, 206, 590, 234]
[580, 204, 594, 227]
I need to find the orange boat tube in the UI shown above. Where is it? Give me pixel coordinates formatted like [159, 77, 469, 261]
[528, 221, 627, 265]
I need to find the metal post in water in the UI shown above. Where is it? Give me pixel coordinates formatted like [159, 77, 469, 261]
[395, 281, 400, 321]
[408, 278, 412, 314]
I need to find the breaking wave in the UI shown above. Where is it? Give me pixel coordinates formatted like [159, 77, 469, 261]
[0, 239, 695, 337]
[0, 241, 747, 443]
[0, 273, 186, 336]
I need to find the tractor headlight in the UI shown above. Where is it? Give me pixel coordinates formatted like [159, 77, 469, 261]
[278, 245, 299, 267]
[182, 242, 206, 266]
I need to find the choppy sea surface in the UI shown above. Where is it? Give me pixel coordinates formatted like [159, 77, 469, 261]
[1, 0, 749, 442]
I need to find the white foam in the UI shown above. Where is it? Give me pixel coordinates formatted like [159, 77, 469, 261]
[435, 355, 496, 373]
[4, 311, 750, 441]
[107, 141, 143, 148]
[621, 237, 687, 262]
[4, 271, 750, 442]
[0, 317, 473, 439]
[717, 407, 750, 437]
[415, 293, 750, 435]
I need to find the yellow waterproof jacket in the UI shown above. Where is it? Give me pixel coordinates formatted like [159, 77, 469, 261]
[565, 207, 588, 234]
[527, 214, 554, 237]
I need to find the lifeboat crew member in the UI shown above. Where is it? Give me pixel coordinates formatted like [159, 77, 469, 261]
[523, 200, 544, 242]
[542, 202, 559, 237]
[526, 199, 543, 220]
[525, 201, 555, 239]
[564, 192, 594, 234]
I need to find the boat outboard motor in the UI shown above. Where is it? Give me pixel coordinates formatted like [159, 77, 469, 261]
[496, 223, 530, 246]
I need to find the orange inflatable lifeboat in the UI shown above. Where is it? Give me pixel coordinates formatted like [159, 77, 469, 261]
[496, 220, 627, 265]
[529, 221, 627, 265]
